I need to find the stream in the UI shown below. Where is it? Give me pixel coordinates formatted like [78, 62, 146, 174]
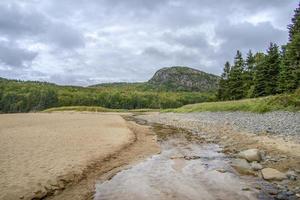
[94, 121, 275, 200]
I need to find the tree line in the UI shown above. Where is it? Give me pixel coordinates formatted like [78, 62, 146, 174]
[0, 78, 215, 113]
[218, 3, 300, 100]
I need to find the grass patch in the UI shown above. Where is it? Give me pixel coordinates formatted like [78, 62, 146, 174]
[165, 89, 300, 113]
[43, 106, 159, 113]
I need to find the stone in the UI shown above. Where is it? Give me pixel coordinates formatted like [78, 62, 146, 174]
[267, 188, 279, 195]
[238, 149, 261, 162]
[254, 185, 262, 190]
[251, 162, 263, 171]
[286, 191, 294, 196]
[242, 187, 250, 191]
[276, 193, 288, 200]
[286, 170, 297, 181]
[216, 169, 226, 173]
[261, 168, 287, 181]
[231, 159, 255, 175]
[184, 155, 201, 160]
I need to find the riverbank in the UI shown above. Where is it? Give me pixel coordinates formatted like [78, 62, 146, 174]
[138, 112, 300, 198]
[0, 113, 159, 200]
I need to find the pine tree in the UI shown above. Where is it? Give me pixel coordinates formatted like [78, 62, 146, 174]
[252, 52, 267, 97]
[217, 61, 231, 100]
[228, 50, 245, 100]
[288, 2, 300, 41]
[243, 50, 255, 97]
[279, 3, 300, 92]
[264, 42, 281, 95]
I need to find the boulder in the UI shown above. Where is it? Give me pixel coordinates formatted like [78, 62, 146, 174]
[231, 159, 255, 175]
[261, 168, 287, 181]
[238, 149, 261, 162]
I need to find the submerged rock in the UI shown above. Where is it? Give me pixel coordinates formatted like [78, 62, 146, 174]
[231, 159, 255, 175]
[216, 168, 227, 173]
[261, 168, 287, 181]
[238, 149, 261, 162]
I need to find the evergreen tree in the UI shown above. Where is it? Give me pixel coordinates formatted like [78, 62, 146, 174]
[252, 52, 267, 97]
[217, 61, 231, 100]
[288, 2, 300, 41]
[228, 50, 245, 100]
[265, 42, 281, 95]
[243, 50, 255, 97]
[279, 3, 300, 92]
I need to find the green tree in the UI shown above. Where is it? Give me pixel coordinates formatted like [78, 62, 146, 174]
[252, 52, 267, 97]
[288, 2, 300, 41]
[265, 42, 281, 95]
[243, 50, 255, 97]
[228, 50, 245, 100]
[217, 61, 231, 100]
[279, 3, 300, 92]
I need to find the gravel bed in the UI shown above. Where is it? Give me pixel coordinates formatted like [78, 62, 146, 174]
[139, 111, 300, 137]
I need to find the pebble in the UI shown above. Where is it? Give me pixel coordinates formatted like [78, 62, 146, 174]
[216, 169, 227, 173]
[242, 187, 250, 191]
[139, 111, 300, 139]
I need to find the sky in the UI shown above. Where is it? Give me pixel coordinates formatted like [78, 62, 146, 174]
[0, 0, 298, 86]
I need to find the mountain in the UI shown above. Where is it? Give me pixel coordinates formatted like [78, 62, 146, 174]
[91, 66, 220, 92]
[148, 66, 220, 92]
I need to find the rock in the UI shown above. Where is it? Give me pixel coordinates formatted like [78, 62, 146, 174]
[251, 162, 263, 171]
[276, 193, 288, 200]
[32, 188, 47, 199]
[261, 168, 287, 181]
[267, 188, 279, 195]
[184, 155, 201, 160]
[286, 191, 294, 196]
[286, 170, 297, 181]
[231, 159, 255, 175]
[238, 149, 261, 162]
[216, 169, 226, 173]
[254, 185, 262, 190]
[242, 187, 250, 191]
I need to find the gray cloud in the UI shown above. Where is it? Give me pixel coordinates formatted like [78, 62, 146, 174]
[0, 0, 298, 85]
[45, 23, 85, 49]
[0, 41, 38, 68]
[0, 3, 46, 37]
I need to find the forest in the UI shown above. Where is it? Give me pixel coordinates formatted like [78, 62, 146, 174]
[217, 3, 300, 100]
[0, 78, 215, 113]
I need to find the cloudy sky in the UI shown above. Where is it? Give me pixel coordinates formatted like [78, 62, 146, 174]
[0, 0, 298, 85]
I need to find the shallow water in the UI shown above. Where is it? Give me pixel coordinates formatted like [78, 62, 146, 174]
[94, 124, 273, 200]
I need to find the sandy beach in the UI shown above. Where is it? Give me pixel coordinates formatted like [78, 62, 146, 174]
[0, 113, 137, 200]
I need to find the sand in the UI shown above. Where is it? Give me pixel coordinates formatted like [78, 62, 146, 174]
[0, 113, 136, 200]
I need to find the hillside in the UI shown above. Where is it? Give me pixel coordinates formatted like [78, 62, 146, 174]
[148, 66, 220, 91]
[91, 66, 220, 92]
[166, 88, 300, 113]
[0, 77, 215, 113]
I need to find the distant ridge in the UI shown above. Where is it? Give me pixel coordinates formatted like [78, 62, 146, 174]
[91, 66, 220, 92]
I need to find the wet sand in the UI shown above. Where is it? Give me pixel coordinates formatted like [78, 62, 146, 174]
[0, 113, 138, 200]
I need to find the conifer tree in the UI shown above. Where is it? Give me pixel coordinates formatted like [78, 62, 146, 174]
[288, 2, 300, 41]
[243, 50, 255, 97]
[228, 50, 245, 100]
[264, 42, 281, 95]
[252, 52, 267, 97]
[279, 3, 300, 92]
[217, 61, 231, 100]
